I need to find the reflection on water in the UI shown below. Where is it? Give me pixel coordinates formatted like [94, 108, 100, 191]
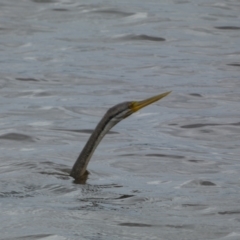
[0, 0, 240, 239]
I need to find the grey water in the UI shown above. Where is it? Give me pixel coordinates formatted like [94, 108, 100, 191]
[0, 0, 240, 239]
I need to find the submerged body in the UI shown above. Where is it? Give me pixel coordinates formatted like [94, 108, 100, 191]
[70, 91, 171, 181]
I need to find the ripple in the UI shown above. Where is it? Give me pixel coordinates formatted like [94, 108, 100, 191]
[181, 122, 240, 129]
[168, 94, 216, 109]
[218, 210, 240, 215]
[31, 0, 56, 3]
[179, 180, 216, 188]
[92, 8, 134, 18]
[52, 8, 69, 12]
[227, 63, 240, 67]
[165, 118, 240, 143]
[119, 222, 152, 227]
[0, 133, 34, 142]
[78, 194, 148, 209]
[189, 93, 202, 97]
[15, 77, 41, 82]
[215, 26, 240, 30]
[188, 159, 204, 163]
[52, 128, 118, 135]
[0, 191, 34, 198]
[114, 34, 165, 42]
[3, 234, 59, 240]
[145, 153, 184, 159]
[118, 222, 195, 229]
[181, 203, 208, 210]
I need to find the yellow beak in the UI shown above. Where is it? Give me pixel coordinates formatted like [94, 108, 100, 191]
[130, 91, 171, 112]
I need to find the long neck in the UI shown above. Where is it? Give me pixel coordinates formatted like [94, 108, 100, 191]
[70, 112, 117, 180]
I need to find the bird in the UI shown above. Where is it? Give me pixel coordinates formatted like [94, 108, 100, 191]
[70, 91, 171, 182]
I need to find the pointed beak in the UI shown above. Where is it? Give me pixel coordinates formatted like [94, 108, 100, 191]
[130, 91, 171, 113]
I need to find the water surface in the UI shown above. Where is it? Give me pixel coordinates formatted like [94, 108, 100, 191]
[0, 0, 240, 239]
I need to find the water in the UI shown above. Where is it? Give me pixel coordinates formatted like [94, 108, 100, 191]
[0, 0, 240, 239]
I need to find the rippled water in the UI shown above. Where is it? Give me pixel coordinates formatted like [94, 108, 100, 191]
[1, 0, 240, 239]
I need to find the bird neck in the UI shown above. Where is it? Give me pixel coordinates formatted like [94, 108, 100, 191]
[70, 113, 117, 180]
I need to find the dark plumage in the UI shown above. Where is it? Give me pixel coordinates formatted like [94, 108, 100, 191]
[70, 91, 171, 181]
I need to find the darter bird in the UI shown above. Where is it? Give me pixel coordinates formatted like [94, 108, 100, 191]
[70, 91, 171, 182]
